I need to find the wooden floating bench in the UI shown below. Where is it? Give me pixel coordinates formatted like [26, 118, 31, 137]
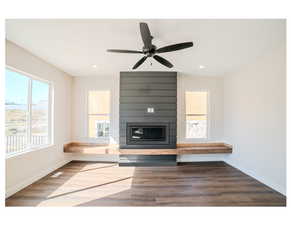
[64, 143, 119, 155]
[64, 142, 232, 155]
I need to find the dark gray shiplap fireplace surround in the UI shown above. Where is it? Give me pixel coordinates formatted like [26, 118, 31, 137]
[119, 71, 177, 166]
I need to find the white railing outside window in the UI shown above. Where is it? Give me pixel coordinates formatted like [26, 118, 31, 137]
[186, 119, 207, 139]
[6, 135, 48, 154]
[96, 120, 110, 137]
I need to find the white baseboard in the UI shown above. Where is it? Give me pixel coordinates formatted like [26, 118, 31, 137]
[70, 154, 119, 162]
[177, 154, 228, 162]
[6, 158, 71, 198]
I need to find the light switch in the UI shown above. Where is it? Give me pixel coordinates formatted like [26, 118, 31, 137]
[147, 107, 154, 113]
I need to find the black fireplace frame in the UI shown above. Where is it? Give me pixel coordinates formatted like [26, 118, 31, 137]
[126, 122, 171, 148]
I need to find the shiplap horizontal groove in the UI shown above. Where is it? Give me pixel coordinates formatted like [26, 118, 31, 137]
[120, 82, 176, 85]
[120, 74, 176, 78]
[120, 101, 177, 104]
[119, 120, 177, 123]
[120, 104, 176, 110]
[120, 96, 177, 98]
[119, 135, 177, 138]
[120, 90, 177, 97]
[120, 75, 175, 78]
[120, 80, 176, 84]
[119, 120, 177, 122]
[120, 88, 176, 90]
[120, 80, 175, 87]
[120, 89, 177, 91]
[120, 119, 177, 122]
[120, 73, 177, 77]
[121, 95, 177, 98]
[120, 119, 176, 123]
[119, 120, 177, 126]
[120, 75, 176, 79]
[120, 112, 176, 116]
[120, 103, 177, 106]
[119, 113, 176, 118]
[121, 102, 177, 104]
[120, 109, 177, 112]
[120, 117, 176, 120]
[120, 84, 177, 90]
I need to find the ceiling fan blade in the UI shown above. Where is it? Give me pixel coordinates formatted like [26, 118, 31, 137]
[107, 49, 143, 54]
[140, 23, 152, 49]
[132, 56, 148, 69]
[156, 42, 193, 53]
[153, 55, 173, 68]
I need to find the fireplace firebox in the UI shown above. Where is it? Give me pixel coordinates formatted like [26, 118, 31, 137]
[126, 122, 171, 148]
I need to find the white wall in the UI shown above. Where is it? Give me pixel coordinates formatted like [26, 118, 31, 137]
[5, 41, 73, 197]
[72, 72, 226, 162]
[224, 45, 286, 195]
[177, 73, 224, 143]
[71, 75, 119, 161]
[72, 75, 119, 144]
[177, 73, 226, 162]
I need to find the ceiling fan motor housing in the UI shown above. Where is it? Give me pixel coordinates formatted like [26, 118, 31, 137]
[143, 45, 156, 57]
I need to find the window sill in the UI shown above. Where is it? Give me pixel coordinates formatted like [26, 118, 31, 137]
[6, 144, 54, 159]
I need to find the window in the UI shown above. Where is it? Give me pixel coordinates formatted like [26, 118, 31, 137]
[5, 68, 51, 155]
[185, 91, 208, 138]
[88, 91, 110, 138]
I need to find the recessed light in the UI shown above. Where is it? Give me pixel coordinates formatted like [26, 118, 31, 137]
[92, 65, 97, 68]
[199, 65, 205, 69]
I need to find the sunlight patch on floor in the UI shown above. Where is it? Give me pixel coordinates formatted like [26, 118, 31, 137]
[37, 178, 133, 206]
[36, 165, 136, 206]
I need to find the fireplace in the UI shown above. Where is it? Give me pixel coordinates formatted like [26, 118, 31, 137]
[127, 123, 169, 146]
[119, 72, 177, 165]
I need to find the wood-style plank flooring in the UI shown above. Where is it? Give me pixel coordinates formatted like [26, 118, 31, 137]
[6, 161, 286, 206]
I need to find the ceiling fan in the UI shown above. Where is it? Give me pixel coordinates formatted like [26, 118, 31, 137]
[107, 22, 194, 69]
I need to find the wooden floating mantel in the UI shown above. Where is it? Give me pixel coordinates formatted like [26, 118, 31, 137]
[64, 142, 232, 155]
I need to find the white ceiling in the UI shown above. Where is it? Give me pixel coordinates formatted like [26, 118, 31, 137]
[6, 19, 285, 77]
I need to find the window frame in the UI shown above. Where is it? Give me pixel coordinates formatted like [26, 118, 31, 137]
[5, 66, 53, 158]
[184, 90, 210, 140]
[86, 90, 111, 141]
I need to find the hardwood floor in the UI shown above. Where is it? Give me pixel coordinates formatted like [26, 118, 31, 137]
[6, 161, 286, 206]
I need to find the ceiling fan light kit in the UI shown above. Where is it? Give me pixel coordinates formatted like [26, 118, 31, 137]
[107, 22, 194, 69]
